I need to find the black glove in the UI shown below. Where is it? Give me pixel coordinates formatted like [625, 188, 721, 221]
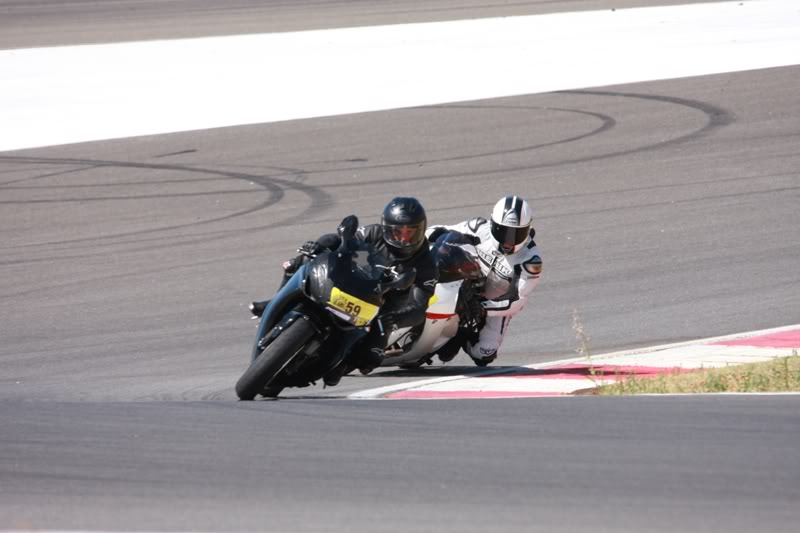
[428, 226, 447, 243]
[297, 240, 322, 257]
[282, 255, 302, 273]
[337, 215, 359, 236]
[461, 292, 486, 326]
[469, 297, 486, 322]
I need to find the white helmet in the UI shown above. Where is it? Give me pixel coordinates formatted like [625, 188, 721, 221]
[490, 195, 533, 254]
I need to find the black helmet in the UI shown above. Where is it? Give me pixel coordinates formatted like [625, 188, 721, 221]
[381, 197, 427, 259]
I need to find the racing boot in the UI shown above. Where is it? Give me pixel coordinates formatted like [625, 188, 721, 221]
[352, 330, 385, 375]
[436, 335, 462, 363]
[357, 348, 384, 375]
[467, 340, 497, 367]
[471, 353, 497, 367]
[323, 360, 355, 387]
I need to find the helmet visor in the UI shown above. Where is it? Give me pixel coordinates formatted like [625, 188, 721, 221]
[383, 222, 425, 249]
[491, 221, 529, 253]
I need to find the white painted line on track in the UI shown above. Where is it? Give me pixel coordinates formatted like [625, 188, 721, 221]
[1, 0, 799, 151]
[350, 324, 800, 399]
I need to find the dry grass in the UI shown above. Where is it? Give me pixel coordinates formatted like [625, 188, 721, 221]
[596, 353, 800, 395]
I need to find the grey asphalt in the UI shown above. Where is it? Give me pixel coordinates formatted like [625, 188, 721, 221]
[1, 1, 800, 531]
[0, 0, 712, 49]
[2, 397, 799, 532]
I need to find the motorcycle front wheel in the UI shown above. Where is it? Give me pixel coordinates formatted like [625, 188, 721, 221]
[235, 317, 316, 400]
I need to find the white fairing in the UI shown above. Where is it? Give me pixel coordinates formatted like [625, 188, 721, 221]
[426, 280, 461, 316]
[380, 280, 463, 366]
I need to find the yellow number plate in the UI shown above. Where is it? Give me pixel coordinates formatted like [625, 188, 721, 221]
[329, 287, 380, 327]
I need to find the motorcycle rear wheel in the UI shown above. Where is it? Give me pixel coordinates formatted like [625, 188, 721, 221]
[235, 318, 315, 400]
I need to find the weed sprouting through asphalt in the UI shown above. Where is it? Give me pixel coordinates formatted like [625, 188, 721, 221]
[573, 308, 600, 385]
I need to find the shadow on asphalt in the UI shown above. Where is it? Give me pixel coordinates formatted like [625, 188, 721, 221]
[373, 365, 518, 378]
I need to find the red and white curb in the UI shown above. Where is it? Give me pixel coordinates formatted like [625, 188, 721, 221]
[349, 325, 800, 400]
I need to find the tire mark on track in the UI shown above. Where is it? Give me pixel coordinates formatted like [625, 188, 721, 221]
[315, 90, 736, 188]
[298, 104, 617, 172]
[0, 91, 733, 262]
[0, 104, 614, 192]
[1, 175, 231, 190]
[0, 188, 259, 204]
[0, 156, 334, 251]
[0, 163, 102, 185]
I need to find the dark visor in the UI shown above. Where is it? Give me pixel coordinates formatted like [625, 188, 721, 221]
[383, 223, 425, 248]
[491, 221, 529, 250]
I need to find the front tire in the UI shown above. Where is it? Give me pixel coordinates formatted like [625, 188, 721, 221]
[235, 318, 315, 400]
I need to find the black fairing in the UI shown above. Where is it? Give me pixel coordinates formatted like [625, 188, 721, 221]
[251, 263, 311, 363]
[306, 247, 386, 310]
[249, 242, 390, 389]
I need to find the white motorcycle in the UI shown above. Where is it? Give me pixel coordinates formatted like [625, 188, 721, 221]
[380, 232, 486, 369]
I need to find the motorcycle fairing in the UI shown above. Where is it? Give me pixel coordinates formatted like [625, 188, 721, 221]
[251, 264, 311, 362]
[306, 249, 385, 316]
[425, 280, 462, 319]
[327, 286, 379, 327]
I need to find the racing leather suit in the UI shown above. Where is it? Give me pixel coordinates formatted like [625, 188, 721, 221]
[427, 217, 542, 361]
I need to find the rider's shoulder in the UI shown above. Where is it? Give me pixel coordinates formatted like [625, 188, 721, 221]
[517, 238, 542, 275]
[520, 235, 540, 257]
[466, 217, 489, 233]
[412, 243, 438, 273]
[357, 223, 383, 242]
[416, 240, 438, 263]
[415, 250, 439, 287]
[527, 228, 540, 248]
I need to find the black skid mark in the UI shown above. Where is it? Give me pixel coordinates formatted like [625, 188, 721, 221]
[0, 155, 332, 249]
[0, 163, 104, 186]
[564, 89, 735, 143]
[293, 104, 617, 176]
[321, 90, 736, 188]
[0, 188, 262, 205]
[1, 175, 234, 191]
[153, 149, 198, 158]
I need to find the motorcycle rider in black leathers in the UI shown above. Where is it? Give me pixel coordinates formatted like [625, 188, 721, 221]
[251, 197, 438, 386]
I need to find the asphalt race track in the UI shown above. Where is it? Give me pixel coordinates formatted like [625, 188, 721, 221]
[3, 397, 799, 532]
[1, 1, 799, 532]
[0, 0, 711, 49]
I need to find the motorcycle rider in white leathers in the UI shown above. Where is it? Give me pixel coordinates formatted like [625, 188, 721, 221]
[426, 195, 542, 365]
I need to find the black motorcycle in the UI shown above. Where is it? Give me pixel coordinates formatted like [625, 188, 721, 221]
[235, 216, 415, 400]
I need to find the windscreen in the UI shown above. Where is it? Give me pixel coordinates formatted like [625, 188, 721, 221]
[344, 245, 388, 282]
